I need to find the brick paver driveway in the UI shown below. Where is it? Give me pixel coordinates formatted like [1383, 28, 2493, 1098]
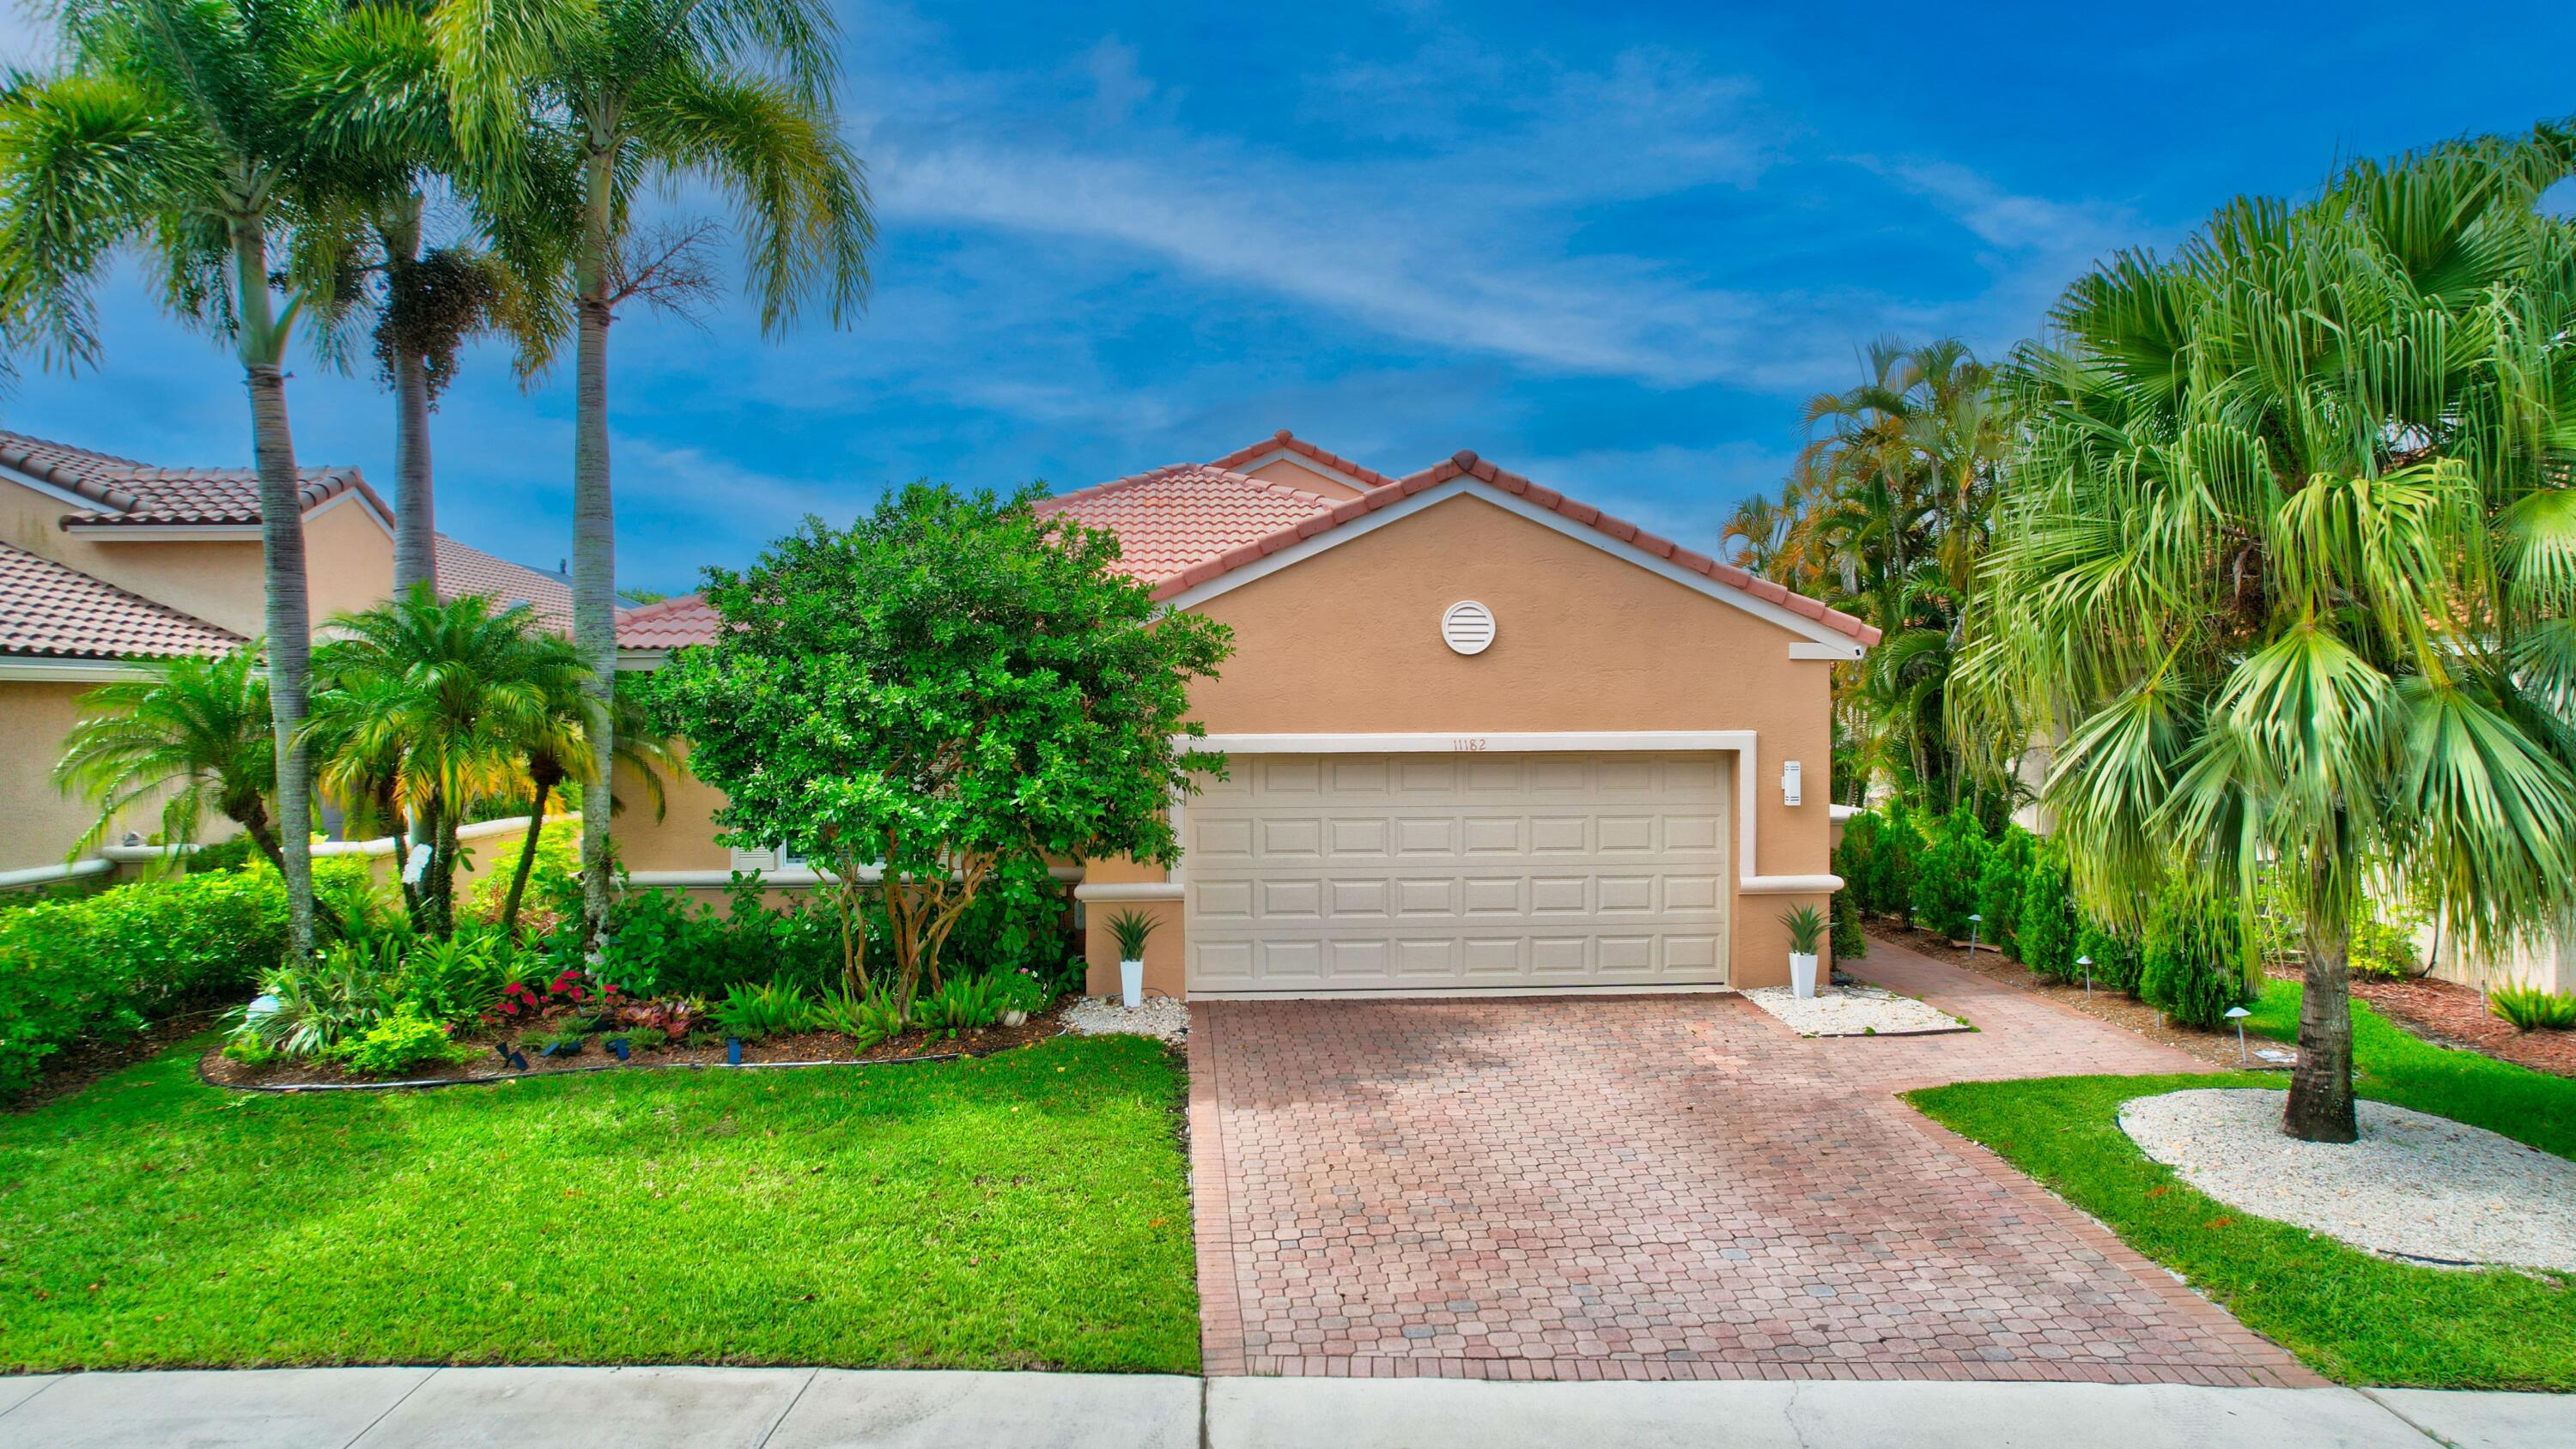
[1186, 938, 2315, 1385]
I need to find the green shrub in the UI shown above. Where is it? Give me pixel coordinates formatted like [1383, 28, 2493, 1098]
[2491, 984, 2576, 1031]
[2140, 878, 2252, 1028]
[2348, 910, 2426, 980]
[1833, 813, 1880, 912]
[2075, 913, 2146, 995]
[396, 930, 515, 1024]
[231, 938, 403, 1059]
[1913, 810, 1988, 942]
[464, 819, 583, 935]
[1977, 826, 2036, 958]
[596, 876, 841, 999]
[331, 1007, 475, 1075]
[713, 979, 813, 1040]
[812, 985, 910, 1047]
[1877, 800, 1923, 924]
[0, 862, 304, 1095]
[2016, 844, 2080, 982]
[995, 966, 1055, 1016]
[181, 836, 260, 874]
[1831, 890, 1866, 961]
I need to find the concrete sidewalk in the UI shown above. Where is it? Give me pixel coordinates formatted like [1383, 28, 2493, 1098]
[0, 1367, 2563, 1447]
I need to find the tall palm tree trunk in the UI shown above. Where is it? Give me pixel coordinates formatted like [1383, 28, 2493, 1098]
[386, 199, 438, 596]
[232, 209, 318, 967]
[572, 140, 618, 944]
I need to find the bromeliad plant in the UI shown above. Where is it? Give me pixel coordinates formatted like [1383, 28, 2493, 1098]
[1955, 127, 2576, 1143]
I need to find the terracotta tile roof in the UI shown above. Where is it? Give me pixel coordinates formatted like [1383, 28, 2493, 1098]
[1036, 464, 1340, 582]
[0, 427, 385, 527]
[0, 541, 243, 659]
[434, 535, 575, 634]
[1206, 430, 1402, 490]
[1152, 449, 1883, 645]
[617, 592, 719, 651]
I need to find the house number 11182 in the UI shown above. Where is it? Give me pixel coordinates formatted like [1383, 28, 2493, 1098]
[1451, 737, 1488, 752]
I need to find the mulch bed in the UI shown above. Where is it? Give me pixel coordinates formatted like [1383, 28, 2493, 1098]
[1862, 922, 2257, 1071]
[201, 1011, 1067, 1093]
[2329, 972, 2576, 1079]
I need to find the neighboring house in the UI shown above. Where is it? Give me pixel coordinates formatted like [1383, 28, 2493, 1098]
[611, 432, 1876, 997]
[0, 428, 576, 882]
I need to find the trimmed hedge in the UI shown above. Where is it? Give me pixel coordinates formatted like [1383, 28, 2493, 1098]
[2141, 876, 2254, 1027]
[0, 862, 374, 1098]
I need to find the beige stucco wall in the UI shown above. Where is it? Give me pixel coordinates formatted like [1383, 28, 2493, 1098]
[303, 493, 398, 625]
[1083, 494, 1838, 997]
[611, 746, 738, 875]
[0, 681, 123, 873]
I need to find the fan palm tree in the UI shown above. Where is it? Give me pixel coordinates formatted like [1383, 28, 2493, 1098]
[1954, 127, 2576, 1143]
[54, 648, 278, 862]
[307, 585, 568, 936]
[0, 0, 377, 966]
[436, 0, 874, 942]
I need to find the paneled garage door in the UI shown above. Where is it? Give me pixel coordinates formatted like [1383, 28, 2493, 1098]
[1185, 752, 1730, 994]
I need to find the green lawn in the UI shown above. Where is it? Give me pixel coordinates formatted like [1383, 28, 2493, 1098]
[0, 1034, 1199, 1373]
[1911, 983, 2576, 1390]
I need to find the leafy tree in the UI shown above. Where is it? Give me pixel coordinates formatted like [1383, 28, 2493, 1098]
[1955, 128, 2576, 1141]
[2016, 842, 2079, 982]
[438, 0, 876, 942]
[1832, 810, 1878, 910]
[55, 650, 278, 863]
[0, 0, 381, 965]
[661, 484, 1235, 1007]
[2141, 876, 2253, 1028]
[1874, 797, 1921, 922]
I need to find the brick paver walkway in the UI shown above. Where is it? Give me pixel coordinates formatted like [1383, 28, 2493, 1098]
[1186, 938, 2318, 1385]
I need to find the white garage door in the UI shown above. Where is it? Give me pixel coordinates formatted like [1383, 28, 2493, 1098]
[1185, 752, 1730, 994]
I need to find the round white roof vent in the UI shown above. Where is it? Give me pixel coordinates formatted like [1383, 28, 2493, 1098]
[1442, 600, 1497, 656]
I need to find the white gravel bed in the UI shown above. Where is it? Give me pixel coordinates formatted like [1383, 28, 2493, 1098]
[1742, 983, 1969, 1037]
[1059, 995, 1189, 1044]
[2120, 1088, 2576, 1272]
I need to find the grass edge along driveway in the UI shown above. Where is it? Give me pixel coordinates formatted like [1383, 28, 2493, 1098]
[0, 1033, 1199, 1374]
[1911, 980, 2575, 1391]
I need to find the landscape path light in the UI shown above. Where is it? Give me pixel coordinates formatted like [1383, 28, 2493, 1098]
[2226, 1004, 2252, 1067]
[1968, 912, 1983, 956]
[2078, 954, 2093, 1000]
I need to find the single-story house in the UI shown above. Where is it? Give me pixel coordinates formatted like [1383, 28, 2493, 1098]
[611, 432, 1877, 997]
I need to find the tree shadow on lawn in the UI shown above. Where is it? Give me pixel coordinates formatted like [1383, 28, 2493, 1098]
[0, 1033, 1199, 1374]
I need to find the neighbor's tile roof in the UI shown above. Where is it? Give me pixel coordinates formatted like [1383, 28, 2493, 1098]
[0, 540, 243, 659]
[1206, 429, 1403, 489]
[434, 535, 575, 634]
[1036, 464, 1341, 582]
[617, 592, 719, 650]
[0, 427, 384, 527]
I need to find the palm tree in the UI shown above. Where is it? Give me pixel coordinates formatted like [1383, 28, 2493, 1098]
[437, 0, 875, 942]
[1954, 128, 2576, 1143]
[307, 585, 567, 936]
[494, 660, 671, 935]
[55, 649, 279, 863]
[0, 0, 374, 966]
[282, 1, 563, 596]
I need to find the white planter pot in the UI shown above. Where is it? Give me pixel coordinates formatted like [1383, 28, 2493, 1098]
[1119, 958, 1145, 1009]
[1789, 952, 1820, 999]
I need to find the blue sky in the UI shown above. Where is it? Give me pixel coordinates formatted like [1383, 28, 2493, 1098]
[4, 2, 2574, 592]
